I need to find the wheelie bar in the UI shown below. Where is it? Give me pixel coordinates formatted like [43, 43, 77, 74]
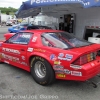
[86, 74, 100, 88]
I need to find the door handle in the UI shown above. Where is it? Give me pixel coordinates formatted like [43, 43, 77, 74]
[20, 49, 25, 51]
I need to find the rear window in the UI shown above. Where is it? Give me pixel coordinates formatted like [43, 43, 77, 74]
[41, 32, 92, 49]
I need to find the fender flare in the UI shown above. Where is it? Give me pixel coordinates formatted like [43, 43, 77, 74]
[29, 52, 52, 66]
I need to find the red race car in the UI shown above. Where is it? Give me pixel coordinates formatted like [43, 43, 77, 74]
[0, 29, 100, 86]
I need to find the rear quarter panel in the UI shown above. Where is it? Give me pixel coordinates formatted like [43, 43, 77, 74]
[26, 32, 80, 69]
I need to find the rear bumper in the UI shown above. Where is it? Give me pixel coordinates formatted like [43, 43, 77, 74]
[65, 68, 100, 81]
[56, 59, 100, 81]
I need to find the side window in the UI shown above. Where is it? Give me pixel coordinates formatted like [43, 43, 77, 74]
[42, 37, 49, 46]
[41, 37, 54, 47]
[6, 32, 33, 45]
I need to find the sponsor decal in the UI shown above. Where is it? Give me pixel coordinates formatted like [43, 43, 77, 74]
[54, 61, 61, 65]
[65, 54, 73, 61]
[27, 48, 33, 52]
[1, 53, 27, 65]
[63, 69, 71, 74]
[50, 54, 57, 61]
[21, 62, 27, 66]
[58, 53, 64, 58]
[34, 49, 46, 52]
[55, 70, 64, 74]
[53, 65, 64, 73]
[57, 74, 66, 78]
[0, 53, 28, 65]
[12, 57, 19, 62]
[2, 48, 20, 54]
[53, 65, 70, 74]
[22, 56, 25, 60]
[53, 65, 64, 69]
[58, 53, 73, 61]
[70, 64, 82, 69]
[4, 61, 9, 64]
[71, 71, 82, 76]
[32, 36, 37, 42]
[55, 70, 70, 74]
[1, 53, 19, 62]
[21, 34, 31, 38]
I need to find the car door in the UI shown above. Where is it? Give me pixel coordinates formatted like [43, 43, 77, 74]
[2, 32, 33, 67]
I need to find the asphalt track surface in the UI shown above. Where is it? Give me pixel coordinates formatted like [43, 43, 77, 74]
[0, 26, 100, 100]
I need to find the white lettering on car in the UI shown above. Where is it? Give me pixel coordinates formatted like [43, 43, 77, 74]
[1, 53, 19, 62]
[22, 56, 25, 60]
[27, 48, 33, 52]
[2, 48, 20, 54]
[4, 61, 9, 64]
[21, 34, 31, 38]
[58, 53, 73, 61]
[32, 36, 37, 42]
[20, 62, 27, 66]
[1, 53, 27, 66]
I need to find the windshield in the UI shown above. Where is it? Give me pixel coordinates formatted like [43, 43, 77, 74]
[41, 32, 93, 49]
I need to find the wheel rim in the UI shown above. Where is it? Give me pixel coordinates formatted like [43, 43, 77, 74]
[34, 61, 46, 78]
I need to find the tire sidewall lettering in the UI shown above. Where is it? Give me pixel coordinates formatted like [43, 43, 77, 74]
[31, 56, 44, 67]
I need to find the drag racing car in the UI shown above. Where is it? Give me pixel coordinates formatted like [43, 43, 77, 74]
[1, 29, 100, 86]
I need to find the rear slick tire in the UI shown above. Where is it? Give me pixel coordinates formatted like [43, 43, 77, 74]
[30, 56, 55, 86]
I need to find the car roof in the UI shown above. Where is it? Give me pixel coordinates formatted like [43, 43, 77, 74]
[20, 29, 63, 34]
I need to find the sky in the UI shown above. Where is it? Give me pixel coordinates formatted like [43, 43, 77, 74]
[0, 0, 28, 9]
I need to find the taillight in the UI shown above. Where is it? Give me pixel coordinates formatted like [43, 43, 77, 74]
[72, 52, 96, 65]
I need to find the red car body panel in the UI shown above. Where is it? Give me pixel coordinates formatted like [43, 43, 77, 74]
[4, 33, 15, 40]
[0, 29, 100, 82]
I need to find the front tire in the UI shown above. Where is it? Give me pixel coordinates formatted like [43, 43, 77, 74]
[30, 56, 55, 86]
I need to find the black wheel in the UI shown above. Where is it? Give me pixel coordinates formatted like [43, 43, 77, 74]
[30, 56, 55, 86]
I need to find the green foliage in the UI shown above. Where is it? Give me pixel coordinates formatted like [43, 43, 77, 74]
[0, 7, 18, 15]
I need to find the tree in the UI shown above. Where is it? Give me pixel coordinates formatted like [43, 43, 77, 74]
[0, 7, 18, 15]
